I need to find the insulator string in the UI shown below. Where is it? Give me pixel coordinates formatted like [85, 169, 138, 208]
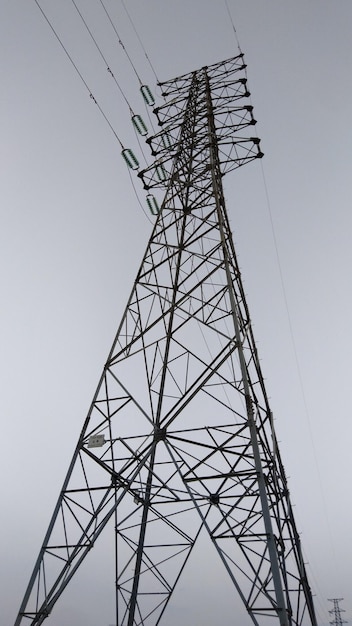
[33, 0, 162, 223]
[98, 0, 158, 144]
[71, 0, 156, 165]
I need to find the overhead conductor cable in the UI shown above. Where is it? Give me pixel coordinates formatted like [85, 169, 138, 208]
[70, 0, 149, 155]
[70, 0, 132, 111]
[34, 0, 123, 147]
[33, 0, 141, 169]
[99, 0, 155, 107]
[120, 0, 159, 83]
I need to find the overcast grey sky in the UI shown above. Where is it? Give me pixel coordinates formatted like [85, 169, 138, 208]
[1, 2, 351, 625]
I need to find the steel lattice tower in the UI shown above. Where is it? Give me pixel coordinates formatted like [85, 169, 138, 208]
[329, 599, 348, 626]
[14, 55, 317, 626]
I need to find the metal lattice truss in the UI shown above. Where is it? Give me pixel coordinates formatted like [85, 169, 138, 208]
[15, 55, 317, 626]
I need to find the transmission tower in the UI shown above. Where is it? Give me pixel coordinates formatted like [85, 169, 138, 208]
[329, 599, 348, 626]
[14, 54, 317, 626]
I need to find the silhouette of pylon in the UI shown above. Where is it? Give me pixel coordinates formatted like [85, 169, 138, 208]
[329, 599, 348, 626]
[15, 54, 317, 626]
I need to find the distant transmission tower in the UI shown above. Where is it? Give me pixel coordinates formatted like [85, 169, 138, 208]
[14, 54, 317, 626]
[329, 599, 348, 626]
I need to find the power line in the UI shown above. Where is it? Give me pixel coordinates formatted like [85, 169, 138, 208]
[118, 0, 158, 135]
[70, 0, 133, 112]
[94, 0, 158, 137]
[33, 0, 124, 148]
[68, 0, 159, 145]
[120, 0, 159, 83]
[33, 0, 153, 220]
[224, 0, 242, 54]
[224, 0, 340, 614]
[98, 0, 142, 86]
[71, 0, 155, 168]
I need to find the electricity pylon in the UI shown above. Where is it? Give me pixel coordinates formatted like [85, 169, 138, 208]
[329, 599, 348, 626]
[14, 54, 317, 626]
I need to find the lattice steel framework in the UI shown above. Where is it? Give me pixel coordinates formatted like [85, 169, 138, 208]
[14, 54, 317, 626]
[329, 599, 348, 626]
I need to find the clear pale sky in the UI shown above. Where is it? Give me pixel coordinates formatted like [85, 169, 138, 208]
[1, 2, 351, 625]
